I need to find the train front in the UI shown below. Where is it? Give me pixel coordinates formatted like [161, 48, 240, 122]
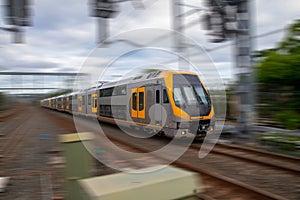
[164, 71, 215, 139]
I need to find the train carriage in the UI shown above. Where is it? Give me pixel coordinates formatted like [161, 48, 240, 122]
[86, 87, 99, 118]
[71, 91, 80, 114]
[41, 70, 215, 139]
[95, 70, 214, 138]
[63, 93, 73, 113]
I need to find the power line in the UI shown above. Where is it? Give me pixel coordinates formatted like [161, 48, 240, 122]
[205, 27, 286, 52]
[0, 72, 87, 76]
[159, 27, 287, 65]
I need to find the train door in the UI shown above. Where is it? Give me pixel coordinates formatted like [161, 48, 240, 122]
[154, 85, 162, 125]
[78, 96, 82, 112]
[92, 93, 98, 113]
[131, 87, 145, 122]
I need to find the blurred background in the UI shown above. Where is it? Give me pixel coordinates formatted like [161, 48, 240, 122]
[1, 0, 299, 130]
[1, 1, 300, 200]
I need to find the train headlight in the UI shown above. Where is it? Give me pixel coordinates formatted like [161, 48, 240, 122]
[181, 131, 187, 135]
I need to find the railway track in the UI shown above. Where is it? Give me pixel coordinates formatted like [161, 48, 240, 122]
[100, 133, 290, 200]
[0, 104, 26, 123]
[0, 105, 68, 199]
[0, 106, 35, 176]
[196, 142, 300, 174]
[43, 108, 300, 200]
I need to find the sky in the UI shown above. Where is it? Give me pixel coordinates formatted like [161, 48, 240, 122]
[0, 0, 299, 94]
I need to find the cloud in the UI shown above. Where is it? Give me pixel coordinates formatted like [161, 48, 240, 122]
[0, 0, 299, 94]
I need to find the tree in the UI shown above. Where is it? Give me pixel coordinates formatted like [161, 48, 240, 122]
[255, 20, 300, 129]
[256, 20, 300, 90]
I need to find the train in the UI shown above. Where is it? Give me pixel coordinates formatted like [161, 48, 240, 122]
[41, 70, 215, 139]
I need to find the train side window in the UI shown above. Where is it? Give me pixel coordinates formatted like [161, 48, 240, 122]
[156, 90, 160, 104]
[132, 93, 137, 110]
[100, 90, 104, 97]
[163, 89, 169, 103]
[78, 98, 82, 107]
[112, 85, 126, 96]
[88, 94, 91, 105]
[107, 88, 113, 96]
[139, 92, 144, 110]
[82, 96, 85, 105]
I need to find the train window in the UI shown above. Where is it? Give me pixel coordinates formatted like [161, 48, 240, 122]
[74, 95, 77, 100]
[109, 88, 114, 96]
[100, 87, 114, 97]
[112, 88, 117, 96]
[183, 86, 197, 104]
[120, 85, 126, 95]
[78, 98, 82, 107]
[106, 89, 109, 96]
[163, 89, 169, 103]
[100, 105, 112, 117]
[82, 96, 86, 105]
[132, 93, 137, 110]
[174, 88, 184, 106]
[194, 85, 209, 105]
[139, 92, 144, 111]
[156, 90, 160, 104]
[94, 98, 98, 108]
[88, 94, 91, 105]
[112, 85, 126, 96]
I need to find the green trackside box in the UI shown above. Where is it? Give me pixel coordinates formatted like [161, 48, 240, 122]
[59, 132, 94, 200]
[78, 165, 202, 200]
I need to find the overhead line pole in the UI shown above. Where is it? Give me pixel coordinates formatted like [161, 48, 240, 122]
[171, 0, 189, 70]
[234, 0, 254, 133]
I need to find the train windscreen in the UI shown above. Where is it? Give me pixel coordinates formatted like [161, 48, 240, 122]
[173, 74, 211, 116]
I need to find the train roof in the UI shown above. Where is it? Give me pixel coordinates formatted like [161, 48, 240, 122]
[99, 70, 198, 89]
[100, 70, 163, 89]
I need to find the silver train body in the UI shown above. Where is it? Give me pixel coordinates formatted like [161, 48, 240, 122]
[41, 70, 215, 139]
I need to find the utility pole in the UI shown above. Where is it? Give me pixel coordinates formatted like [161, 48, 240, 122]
[2, 0, 33, 43]
[88, 0, 119, 44]
[234, 0, 254, 133]
[171, 0, 184, 70]
[203, 0, 254, 133]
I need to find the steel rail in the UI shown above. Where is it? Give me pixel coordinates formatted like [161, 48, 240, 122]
[101, 134, 289, 200]
[190, 143, 300, 174]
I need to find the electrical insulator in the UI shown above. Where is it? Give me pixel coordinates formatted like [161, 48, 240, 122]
[89, 0, 119, 18]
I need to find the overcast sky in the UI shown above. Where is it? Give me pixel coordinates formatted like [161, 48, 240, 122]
[0, 0, 299, 93]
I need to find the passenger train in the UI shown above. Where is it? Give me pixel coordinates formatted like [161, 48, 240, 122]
[41, 70, 215, 139]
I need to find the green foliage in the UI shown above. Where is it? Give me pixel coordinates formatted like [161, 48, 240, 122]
[279, 19, 300, 54]
[273, 110, 300, 130]
[257, 52, 300, 90]
[255, 20, 300, 129]
[256, 20, 300, 87]
[46, 89, 72, 98]
[259, 132, 300, 152]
